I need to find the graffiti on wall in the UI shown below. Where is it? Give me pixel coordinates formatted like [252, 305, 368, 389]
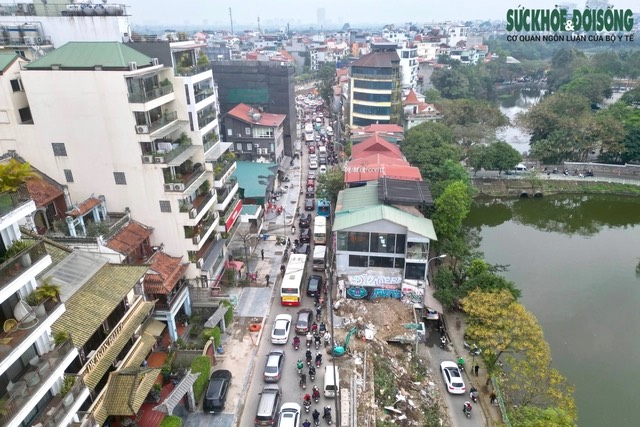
[347, 274, 403, 287]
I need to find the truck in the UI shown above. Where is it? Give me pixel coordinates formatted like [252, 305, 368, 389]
[312, 245, 326, 271]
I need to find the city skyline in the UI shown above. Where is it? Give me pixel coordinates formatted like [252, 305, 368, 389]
[126, 0, 637, 29]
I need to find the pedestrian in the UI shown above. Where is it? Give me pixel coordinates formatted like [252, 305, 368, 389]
[474, 364, 480, 376]
[490, 392, 498, 406]
[261, 249, 264, 260]
[265, 274, 270, 287]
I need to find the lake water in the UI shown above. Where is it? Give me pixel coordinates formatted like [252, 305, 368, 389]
[466, 195, 640, 426]
[495, 87, 543, 155]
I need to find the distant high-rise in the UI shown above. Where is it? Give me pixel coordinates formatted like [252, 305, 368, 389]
[585, 0, 609, 9]
[317, 8, 326, 27]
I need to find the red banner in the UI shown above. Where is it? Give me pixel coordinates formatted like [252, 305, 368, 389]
[225, 199, 243, 231]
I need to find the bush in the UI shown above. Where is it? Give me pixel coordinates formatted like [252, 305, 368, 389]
[191, 356, 211, 401]
[202, 326, 221, 347]
[220, 300, 234, 325]
[159, 415, 182, 427]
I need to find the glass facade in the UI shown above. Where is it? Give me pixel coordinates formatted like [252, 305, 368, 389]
[352, 116, 389, 127]
[353, 92, 392, 102]
[352, 66, 393, 76]
[353, 104, 391, 116]
[353, 80, 393, 90]
[337, 231, 405, 254]
[405, 262, 426, 280]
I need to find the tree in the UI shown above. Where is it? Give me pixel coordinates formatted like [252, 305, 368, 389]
[509, 406, 576, 427]
[559, 73, 613, 104]
[315, 63, 336, 106]
[467, 145, 490, 173]
[315, 167, 344, 207]
[439, 99, 509, 149]
[422, 88, 442, 103]
[430, 67, 471, 99]
[427, 159, 471, 201]
[0, 159, 36, 192]
[431, 181, 472, 248]
[401, 122, 462, 183]
[485, 141, 522, 174]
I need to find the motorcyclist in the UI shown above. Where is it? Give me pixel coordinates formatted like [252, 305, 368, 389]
[303, 393, 311, 404]
[312, 409, 320, 424]
[297, 359, 304, 372]
[306, 349, 313, 364]
[463, 401, 472, 414]
[314, 334, 322, 346]
[309, 365, 316, 379]
[470, 386, 478, 401]
[319, 322, 326, 333]
[293, 336, 301, 348]
[315, 353, 323, 366]
[312, 386, 320, 401]
[306, 331, 313, 346]
[457, 356, 465, 370]
[311, 322, 318, 334]
[303, 419, 311, 427]
[323, 406, 332, 420]
[324, 331, 331, 345]
[300, 372, 307, 387]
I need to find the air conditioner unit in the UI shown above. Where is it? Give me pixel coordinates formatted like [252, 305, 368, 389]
[23, 36, 36, 45]
[196, 258, 204, 268]
[129, 61, 138, 71]
[254, 143, 260, 148]
[27, 3, 36, 15]
[154, 156, 164, 164]
[152, 57, 159, 66]
[189, 208, 197, 218]
[193, 234, 201, 244]
[164, 183, 174, 191]
[173, 183, 185, 191]
[136, 125, 149, 134]
[142, 155, 153, 163]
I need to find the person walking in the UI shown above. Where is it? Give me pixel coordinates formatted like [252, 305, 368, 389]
[474, 364, 480, 376]
[261, 249, 264, 260]
[265, 274, 270, 287]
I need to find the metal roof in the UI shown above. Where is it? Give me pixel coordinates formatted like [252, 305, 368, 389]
[336, 183, 379, 211]
[232, 161, 276, 198]
[45, 250, 109, 301]
[378, 178, 434, 206]
[0, 52, 18, 73]
[25, 42, 154, 70]
[333, 205, 437, 241]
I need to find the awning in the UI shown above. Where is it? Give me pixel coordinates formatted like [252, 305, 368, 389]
[204, 305, 229, 328]
[122, 333, 156, 369]
[167, 145, 201, 166]
[423, 284, 443, 314]
[205, 141, 233, 162]
[149, 119, 188, 139]
[144, 319, 166, 337]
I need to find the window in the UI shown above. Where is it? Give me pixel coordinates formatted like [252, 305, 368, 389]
[349, 255, 368, 267]
[10, 78, 23, 92]
[245, 127, 251, 135]
[227, 128, 233, 136]
[113, 172, 127, 185]
[18, 106, 32, 123]
[354, 80, 393, 90]
[353, 104, 391, 116]
[245, 143, 252, 151]
[235, 142, 242, 151]
[159, 200, 172, 212]
[395, 234, 407, 253]
[368, 256, 395, 268]
[370, 233, 396, 254]
[394, 258, 405, 269]
[63, 169, 74, 183]
[346, 232, 369, 252]
[405, 262, 426, 280]
[254, 127, 274, 138]
[51, 143, 67, 157]
[353, 92, 391, 102]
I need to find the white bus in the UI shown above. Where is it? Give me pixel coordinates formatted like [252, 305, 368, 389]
[313, 216, 327, 245]
[280, 254, 307, 306]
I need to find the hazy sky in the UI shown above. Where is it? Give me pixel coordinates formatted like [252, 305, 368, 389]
[126, 0, 637, 28]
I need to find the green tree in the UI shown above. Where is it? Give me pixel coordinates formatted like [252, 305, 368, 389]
[467, 145, 490, 173]
[486, 141, 522, 174]
[422, 88, 442, 103]
[431, 181, 472, 249]
[439, 99, 509, 149]
[430, 67, 471, 99]
[509, 406, 576, 427]
[316, 167, 344, 207]
[401, 122, 462, 183]
[590, 51, 623, 77]
[315, 63, 337, 106]
[559, 73, 613, 103]
[0, 159, 36, 192]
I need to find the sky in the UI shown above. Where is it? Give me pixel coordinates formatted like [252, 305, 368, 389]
[125, 0, 638, 29]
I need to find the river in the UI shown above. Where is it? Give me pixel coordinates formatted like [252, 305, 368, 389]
[466, 195, 640, 426]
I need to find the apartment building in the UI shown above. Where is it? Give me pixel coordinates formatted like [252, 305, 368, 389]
[396, 41, 419, 90]
[0, 41, 236, 283]
[0, 157, 79, 427]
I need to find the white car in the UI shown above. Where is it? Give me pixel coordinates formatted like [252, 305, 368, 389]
[271, 314, 292, 344]
[440, 361, 465, 394]
[319, 165, 327, 173]
[278, 402, 301, 427]
[309, 160, 318, 170]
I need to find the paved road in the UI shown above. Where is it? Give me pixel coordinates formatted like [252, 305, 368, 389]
[472, 170, 640, 186]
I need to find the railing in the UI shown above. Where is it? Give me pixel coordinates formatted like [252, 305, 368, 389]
[0, 185, 31, 217]
[101, 214, 131, 241]
[0, 36, 52, 47]
[351, 73, 396, 81]
[174, 64, 211, 77]
[128, 84, 174, 103]
[194, 190, 215, 217]
[148, 111, 178, 133]
[194, 88, 214, 104]
[162, 142, 192, 164]
[0, 240, 48, 292]
[216, 178, 238, 203]
[153, 280, 189, 311]
[0, 339, 75, 426]
[196, 212, 219, 241]
[30, 376, 87, 427]
[221, 195, 240, 223]
[197, 110, 217, 129]
[203, 138, 217, 153]
[213, 160, 235, 181]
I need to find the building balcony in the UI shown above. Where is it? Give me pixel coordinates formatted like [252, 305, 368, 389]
[163, 169, 209, 194]
[185, 210, 218, 248]
[217, 195, 241, 233]
[352, 111, 392, 121]
[175, 65, 212, 77]
[0, 186, 34, 221]
[193, 87, 215, 104]
[213, 159, 237, 186]
[128, 84, 174, 104]
[28, 376, 89, 427]
[179, 188, 216, 222]
[149, 111, 178, 134]
[152, 280, 189, 312]
[0, 240, 50, 300]
[216, 179, 238, 211]
[0, 339, 77, 427]
[197, 110, 217, 129]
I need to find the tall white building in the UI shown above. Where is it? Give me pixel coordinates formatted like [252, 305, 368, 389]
[0, 156, 80, 427]
[0, 41, 237, 282]
[396, 41, 419, 90]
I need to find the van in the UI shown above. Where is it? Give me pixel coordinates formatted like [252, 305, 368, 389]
[326, 126, 333, 137]
[255, 384, 281, 426]
[313, 246, 326, 271]
[514, 163, 528, 174]
[323, 366, 340, 398]
[318, 146, 327, 155]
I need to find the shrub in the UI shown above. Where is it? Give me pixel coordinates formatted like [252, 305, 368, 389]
[220, 300, 234, 325]
[191, 356, 211, 401]
[159, 415, 182, 427]
[202, 326, 221, 347]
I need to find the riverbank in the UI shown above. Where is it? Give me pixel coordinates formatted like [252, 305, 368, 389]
[472, 177, 640, 198]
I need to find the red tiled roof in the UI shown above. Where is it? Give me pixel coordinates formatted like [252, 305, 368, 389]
[227, 103, 286, 127]
[351, 134, 403, 160]
[361, 124, 404, 134]
[344, 164, 422, 183]
[403, 89, 421, 105]
[144, 251, 189, 294]
[348, 154, 409, 167]
[66, 197, 101, 217]
[336, 68, 349, 78]
[105, 221, 154, 256]
[25, 176, 64, 209]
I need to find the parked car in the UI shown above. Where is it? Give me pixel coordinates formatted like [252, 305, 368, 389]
[271, 314, 292, 345]
[306, 178, 315, 188]
[319, 165, 327, 174]
[203, 369, 232, 413]
[307, 275, 323, 297]
[264, 349, 285, 382]
[309, 160, 318, 170]
[305, 199, 315, 211]
[299, 213, 312, 228]
[299, 228, 311, 244]
[295, 309, 313, 334]
[278, 402, 301, 427]
[308, 171, 316, 179]
[440, 361, 465, 394]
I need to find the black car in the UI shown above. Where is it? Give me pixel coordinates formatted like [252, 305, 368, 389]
[307, 275, 323, 297]
[305, 191, 315, 199]
[299, 228, 311, 243]
[295, 309, 314, 334]
[299, 214, 312, 228]
[203, 369, 232, 413]
[305, 199, 315, 211]
[295, 243, 310, 255]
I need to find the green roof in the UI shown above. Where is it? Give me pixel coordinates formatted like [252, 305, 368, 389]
[336, 183, 379, 211]
[333, 205, 437, 241]
[233, 161, 276, 198]
[240, 204, 260, 215]
[0, 52, 18, 73]
[25, 42, 153, 70]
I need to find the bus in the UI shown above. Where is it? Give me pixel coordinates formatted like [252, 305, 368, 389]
[280, 254, 307, 306]
[317, 199, 331, 218]
[313, 215, 327, 245]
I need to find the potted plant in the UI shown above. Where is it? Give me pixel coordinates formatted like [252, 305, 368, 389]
[161, 360, 172, 384]
[146, 383, 162, 403]
[25, 291, 46, 317]
[4, 239, 32, 267]
[0, 158, 36, 193]
[54, 331, 69, 346]
[60, 375, 76, 407]
[160, 78, 171, 87]
[36, 278, 61, 302]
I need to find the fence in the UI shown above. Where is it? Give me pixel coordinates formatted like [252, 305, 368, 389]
[491, 377, 512, 427]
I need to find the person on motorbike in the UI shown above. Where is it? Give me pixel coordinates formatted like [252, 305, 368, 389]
[293, 336, 300, 348]
[304, 393, 311, 403]
[311, 322, 318, 334]
[314, 334, 322, 346]
[306, 331, 313, 346]
[463, 401, 472, 414]
[309, 365, 316, 378]
[470, 386, 478, 401]
[323, 406, 332, 420]
[312, 386, 320, 400]
[303, 420, 311, 427]
[306, 349, 313, 363]
[312, 409, 320, 424]
[457, 356, 465, 370]
[297, 359, 304, 372]
[300, 372, 307, 387]
[315, 353, 323, 366]
[324, 331, 331, 345]
[319, 322, 326, 333]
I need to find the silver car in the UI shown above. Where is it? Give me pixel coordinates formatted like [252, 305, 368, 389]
[263, 349, 285, 383]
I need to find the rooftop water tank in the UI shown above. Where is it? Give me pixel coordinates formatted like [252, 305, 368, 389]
[6, 25, 22, 44]
[105, 4, 124, 16]
[82, 4, 95, 16]
[94, 4, 106, 15]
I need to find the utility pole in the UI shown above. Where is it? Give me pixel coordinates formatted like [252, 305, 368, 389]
[229, 8, 234, 37]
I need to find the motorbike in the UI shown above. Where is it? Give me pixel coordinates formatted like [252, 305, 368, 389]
[309, 367, 316, 382]
[315, 337, 321, 350]
[463, 402, 472, 418]
[299, 373, 307, 389]
[323, 406, 332, 425]
[312, 386, 320, 403]
[470, 387, 479, 403]
[440, 336, 447, 349]
[319, 323, 326, 334]
[463, 341, 482, 356]
[315, 354, 323, 367]
[297, 360, 304, 375]
[306, 350, 313, 366]
[293, 337, 300, 351]
[312, 410, 320, 427]
[303, 399, 311, 413]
